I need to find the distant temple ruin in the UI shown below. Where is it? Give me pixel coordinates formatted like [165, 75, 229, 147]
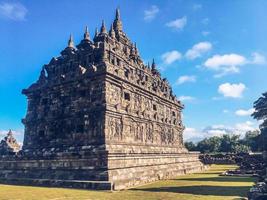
[0, 9, 204, 190]
[0, 130, 21, 155]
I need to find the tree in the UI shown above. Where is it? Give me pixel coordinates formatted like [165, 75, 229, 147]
[184, 141, 196, 151]
[252, 92, 267, 151]
[232, 144, 251, 153]
[196, 136, 221, 153]
[219, 134, 240, 153]
[242, 130, 260, 151]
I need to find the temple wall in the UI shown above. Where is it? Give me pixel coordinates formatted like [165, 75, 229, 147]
[23, 75, 106, 150]
[104, 74, 184, 149]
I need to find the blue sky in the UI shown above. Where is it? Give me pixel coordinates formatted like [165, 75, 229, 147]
[0, 0, 267, 143]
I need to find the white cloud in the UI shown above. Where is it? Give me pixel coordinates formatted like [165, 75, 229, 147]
[185, 121, 257, 142]
[235, 108, 255, 116]
[184, 128, 201, 142]
[204, 54, 247, 77]
[0, 2, 27, 21]
[204, 52, 266, 77]
[178, 96, 195, 101]
[161, 50, 182, 65]
[202, 31, 210, 36]
[185, 42, 212, 60]
[251, 52, 266, 65]
[193, 4, 202, 11]
[218, 83, 246, 98]
[235, 121, 255, 134]
[144, 5, 159, 21]
[223, 109, 229, 113]
[201, 18, 209, 25]
[176, 75, 196, 85]
[166, 16, 187, 30]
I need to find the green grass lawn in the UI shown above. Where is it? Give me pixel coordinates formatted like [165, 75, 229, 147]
[0, 165, 255, 200]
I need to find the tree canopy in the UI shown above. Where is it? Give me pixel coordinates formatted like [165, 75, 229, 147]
[185, 131, 260, 153]
[252, 91, 267, 151]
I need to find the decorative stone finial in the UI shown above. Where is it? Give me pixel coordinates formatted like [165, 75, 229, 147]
[113, 8, 123, 32]
[152, 59, 156, 70]
[134, 42, 139, 55]
[7, 129, 12, 137]
[109, 24, 115, 38]
[68, 34, 75, 48]
[94, 27, 99, 39]
[116, 7, 120, 20]
[84, 26, 90, 40]
[100, 20, 107, 34]
[38, 66, 47, 83]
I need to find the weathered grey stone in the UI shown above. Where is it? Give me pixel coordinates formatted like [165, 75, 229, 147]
[0, 8, 205, 190]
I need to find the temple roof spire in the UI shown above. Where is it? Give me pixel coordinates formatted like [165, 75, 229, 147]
[100, 20, 107, 34]
[109, 24, 115, 38]
[152, 58, 156, 70]
[113, 8, 123, 33]
[7, 129, 12, 137]
[68, 34, 75, 48]
[94, 28, 99, 37]
[93, 27, 99, 41]
[115, 7, 120, 20]
[84, 26, 90, 40]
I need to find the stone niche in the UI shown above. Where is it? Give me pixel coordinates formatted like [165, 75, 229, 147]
[0, 9, 205, 190]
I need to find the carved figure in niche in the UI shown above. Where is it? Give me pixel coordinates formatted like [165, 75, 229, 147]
[108, 117, 123, 140]
[160, 131, 166, 145]
[107, 84, 121, 104]
[145, 123, 153, 143]
[166, 128, 174, 145]
[134, 122, 144, 142]
[109, 118, 116, 140]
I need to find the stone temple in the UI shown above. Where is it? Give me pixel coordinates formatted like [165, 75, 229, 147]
[0, 9, 204, 190]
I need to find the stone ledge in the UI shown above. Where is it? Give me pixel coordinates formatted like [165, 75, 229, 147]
[0, 178, 113, 190]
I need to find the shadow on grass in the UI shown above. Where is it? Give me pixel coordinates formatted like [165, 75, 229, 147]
[176, 176, 255, 182]
[132, 185, 250, 197]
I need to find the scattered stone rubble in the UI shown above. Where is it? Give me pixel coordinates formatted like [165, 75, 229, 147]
[221, 153, 265, 177]
[200, 153, 236, 165]
[248, 152, 267, 200]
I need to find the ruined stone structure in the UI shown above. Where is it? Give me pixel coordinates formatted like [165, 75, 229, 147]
[0, 9, 204, 190]
[0, 130, 21, 155]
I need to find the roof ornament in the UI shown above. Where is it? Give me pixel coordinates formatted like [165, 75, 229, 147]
[7, 129, 12, 137]
[84, 26, 90, 40]
[100, 20, 107, 34]
[68, 34, 75, 48]
[134, 42, 139, 55]
[152, 58, 156, 70]
[115, 7, 120, 20]
[113, 8, 123, 32]
[93, 27, 99, 41]
[109, 24, 115, 38]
